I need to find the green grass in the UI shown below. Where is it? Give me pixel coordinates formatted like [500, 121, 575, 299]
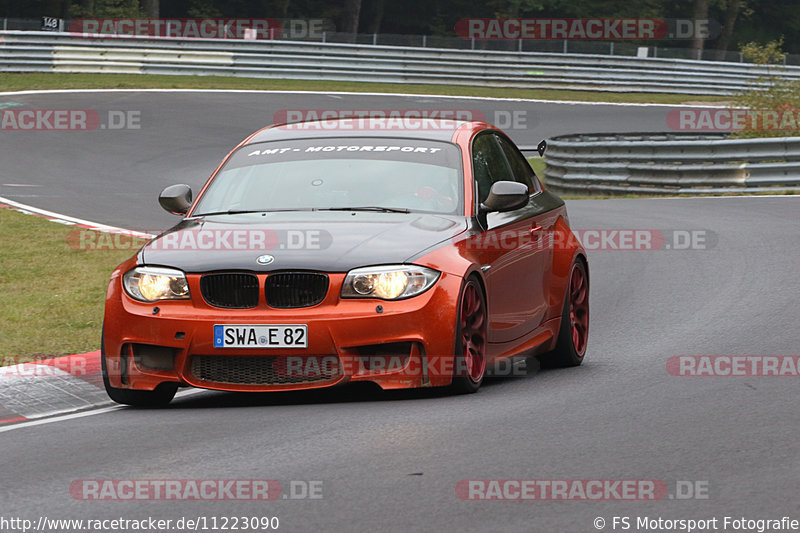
[0, 73, 727, 105]
[0, 207, 135, 360]
[527, 156, 546, 179]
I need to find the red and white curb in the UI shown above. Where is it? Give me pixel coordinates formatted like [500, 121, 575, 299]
[0, 197, 156, 425]
[0, 351, 111, 424]
[0, 195, 155, 238]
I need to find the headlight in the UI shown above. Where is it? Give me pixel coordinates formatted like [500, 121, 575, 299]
[123, 266, 190, 302]
[341, 265, 440, 300]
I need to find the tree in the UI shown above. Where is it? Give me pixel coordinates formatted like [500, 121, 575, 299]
[732, 38, 797, 139]
[488, 0, 544, 17]
[76, 0, 95, 16]
[341, 0, 361, 40]
[275, 0, 290, 18]
[364, 0, 384, 34]
[715, 0, 744, 60]
[141, 0, 158, 17]
[690, 0, 710, 58]
[187, 0, 221, 17]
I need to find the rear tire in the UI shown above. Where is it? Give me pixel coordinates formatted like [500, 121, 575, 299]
[540, 259, 589, 368]
[101, 331, 177, 407]
[449, 277, 487, 394]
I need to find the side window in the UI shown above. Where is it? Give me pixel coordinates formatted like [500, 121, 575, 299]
[496, 135, 539, 193]
[472, 133, 513, 203]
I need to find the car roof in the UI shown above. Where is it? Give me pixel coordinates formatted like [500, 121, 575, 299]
[245, 118, 473, 144]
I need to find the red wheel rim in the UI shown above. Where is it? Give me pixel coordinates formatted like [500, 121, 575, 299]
[568, 263, 589, 356]
[460, 282, 486, 382]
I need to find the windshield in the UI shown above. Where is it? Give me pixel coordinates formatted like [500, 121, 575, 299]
[192, 138, 463, 216]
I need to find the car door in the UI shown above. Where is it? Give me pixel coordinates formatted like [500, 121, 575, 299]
[470, 131, 549, 344]
[495, 132, 560, 329]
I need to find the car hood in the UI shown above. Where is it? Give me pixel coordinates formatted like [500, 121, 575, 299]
[140, 211, 468, 273]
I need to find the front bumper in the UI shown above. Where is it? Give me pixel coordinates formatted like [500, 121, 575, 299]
[103, 269, 463, 392]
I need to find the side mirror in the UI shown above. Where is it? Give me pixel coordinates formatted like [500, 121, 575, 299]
[481, 181, 529, 213]
[537, 139, 547, 157]
[158, 184, 192, 215]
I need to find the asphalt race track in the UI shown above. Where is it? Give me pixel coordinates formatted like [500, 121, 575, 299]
[2, 91, 799, 532]
[2, 90, 683, 230]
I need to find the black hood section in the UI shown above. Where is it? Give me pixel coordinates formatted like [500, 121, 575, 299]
[140, 211, 467, 273]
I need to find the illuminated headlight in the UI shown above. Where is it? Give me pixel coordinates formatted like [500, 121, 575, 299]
[341, 265, 440, 300]
[123, 266, 190, 302]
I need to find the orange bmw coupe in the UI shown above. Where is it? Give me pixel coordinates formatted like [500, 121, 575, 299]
[102, 119, 588, 406]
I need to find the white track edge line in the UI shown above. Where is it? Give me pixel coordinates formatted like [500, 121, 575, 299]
[0, 88, 729, 108]
[0, 195, 155, 238]
[0, 389, 207, 433]
[0, 405, 122, 433]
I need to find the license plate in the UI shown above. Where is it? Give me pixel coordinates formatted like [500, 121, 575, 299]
[214, 325, 308, 348]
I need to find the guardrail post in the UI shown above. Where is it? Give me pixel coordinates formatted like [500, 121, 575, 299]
[609, 42, 614, 55]
[372, 33, 377, 45]
[518, 38, 522, 52]
[322, 31, 326, 43]
[422, 34, 426, 47]
[2, 18, 6, 31]
[471, 38, 475, 50]
[563, 39, 567, 53]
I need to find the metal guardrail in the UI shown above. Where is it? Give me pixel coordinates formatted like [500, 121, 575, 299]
[1, 32, 800, 95]
[5, 17, 800, 65]
[542, 133, 800, 194]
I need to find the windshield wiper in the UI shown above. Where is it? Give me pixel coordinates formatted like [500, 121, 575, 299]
[321, 206, 411, 214]
[193, 206, 411, 216]
[192, 208, 317, 217]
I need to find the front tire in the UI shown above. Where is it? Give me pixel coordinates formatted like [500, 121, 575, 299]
[541, 259, 589, 368]
[450, 277, 487, 394]
[101, 332, 177, 407]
